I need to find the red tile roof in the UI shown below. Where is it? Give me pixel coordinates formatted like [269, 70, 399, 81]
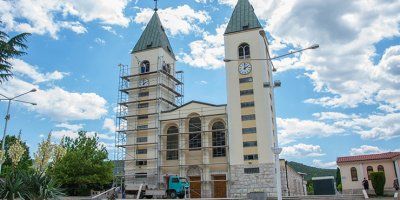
[337, 152, 400, 164]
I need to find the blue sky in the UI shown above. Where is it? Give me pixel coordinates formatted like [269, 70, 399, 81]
[0, 0, 399, 168]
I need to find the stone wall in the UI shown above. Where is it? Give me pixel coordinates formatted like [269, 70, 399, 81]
[230, 163, 276, 198]
[281, 161, 307, 196]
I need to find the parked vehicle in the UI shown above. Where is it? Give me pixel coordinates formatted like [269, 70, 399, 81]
[125, 175, 189, 199]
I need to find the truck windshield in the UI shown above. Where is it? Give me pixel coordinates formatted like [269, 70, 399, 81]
[179, 178, 187, 183]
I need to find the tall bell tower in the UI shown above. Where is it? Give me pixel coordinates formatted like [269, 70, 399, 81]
[224, 0, 277, 197]
[118, 9, 184, 186]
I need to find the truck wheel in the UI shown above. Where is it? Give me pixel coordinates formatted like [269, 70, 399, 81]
[169, 191, 177, 199]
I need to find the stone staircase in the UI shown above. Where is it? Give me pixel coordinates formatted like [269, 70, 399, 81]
[266, 195, 365, 200]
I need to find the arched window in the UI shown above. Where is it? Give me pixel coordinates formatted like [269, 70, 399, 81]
[367, 166, 373, 180]
[189, 117, 202, 150]
[212, 121, 226, 157]
[351, 167, 358, 181]
[162, 61, 171, 74]
[140, 60, 150, 74]
[378, 165, 384, 172]
[166, 126, 179, 160]
[238, 43, 250, 59]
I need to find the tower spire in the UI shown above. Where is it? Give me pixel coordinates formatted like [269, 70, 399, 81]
[154, 0, 158, 11]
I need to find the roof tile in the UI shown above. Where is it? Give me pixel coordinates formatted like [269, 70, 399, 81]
[132, 12, 175, 58]
[225, 0, 262, 34]
[337, 152, 400, 164]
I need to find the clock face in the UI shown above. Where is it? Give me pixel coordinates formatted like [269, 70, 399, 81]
[239, 62, 252, 75]
[139, 79, 149, 87]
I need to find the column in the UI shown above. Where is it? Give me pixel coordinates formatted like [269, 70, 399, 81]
[179, 118, 186, 177]
[395, 159, 400, 183]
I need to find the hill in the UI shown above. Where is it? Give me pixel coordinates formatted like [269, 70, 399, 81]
[287, 161, 337, 181]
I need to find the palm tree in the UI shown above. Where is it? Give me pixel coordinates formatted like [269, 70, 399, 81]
[0, 29, 31, 84]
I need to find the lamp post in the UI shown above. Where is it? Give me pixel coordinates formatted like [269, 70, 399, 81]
[224, 32, 319, 200]
[0, 89, 37, 173]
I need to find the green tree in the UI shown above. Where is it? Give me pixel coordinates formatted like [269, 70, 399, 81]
[0, 29, 30, 83]
[50, 131, 114, 196]
[370, 172, 386, 196]
[0, 135, 33, 177]
[336, 168, 342, 188]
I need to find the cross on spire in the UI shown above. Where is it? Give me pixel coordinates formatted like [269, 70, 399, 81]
[154, 0, 158, 11]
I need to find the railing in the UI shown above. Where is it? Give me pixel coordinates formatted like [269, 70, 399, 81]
[91, 187, 120, 200]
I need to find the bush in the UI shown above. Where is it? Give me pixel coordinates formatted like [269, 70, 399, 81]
[337, 183, 342, 192]
[370, 172, 385, 196]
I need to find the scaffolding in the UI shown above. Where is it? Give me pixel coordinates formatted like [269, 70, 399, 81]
[114, 56, 184, 189]
[158, 106, 231, 198]
[114, 57, 231, 197]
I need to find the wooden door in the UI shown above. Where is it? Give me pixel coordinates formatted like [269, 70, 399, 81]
[189, 176, 201, 198]
[213, 175, 227, 198]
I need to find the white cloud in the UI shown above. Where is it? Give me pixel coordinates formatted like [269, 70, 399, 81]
[134, 5, 211, 36]
[312, 160, 337, 169]
[179, 24, 226, 69]
[0, 0, 130, 38]
[11, 59, 69, 83]
[52, 130, 113, 140]
[101, 26, 117, 35]
[350, 145, 385, 156]
[264, 0, 400, 109]
[56, 123, 83, 132]
[277, 117, 345, 145]
[345, 113, 400, 140]
[94, 37, 106, 45]
[53, 123, 113, 141]
[281, 143, 325, 157]
[103, 118, 116, 133]
[59, 21, 87, 34]
[312, 112, 354, 121]
[0, 60, 108, 121]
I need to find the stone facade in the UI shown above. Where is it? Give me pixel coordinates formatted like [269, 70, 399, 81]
[230, 164, 277, 198]
[280, 160, 307, 196]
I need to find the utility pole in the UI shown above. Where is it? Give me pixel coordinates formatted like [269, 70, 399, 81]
[0, 89, 37, 173]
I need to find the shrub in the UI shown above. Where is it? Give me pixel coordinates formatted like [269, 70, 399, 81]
[337, 183, 342, 192]
[370, 172, 385, 196]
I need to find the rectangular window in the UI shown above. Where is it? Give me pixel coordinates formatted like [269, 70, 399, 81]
[242, 127, 257, 134]
[244, 154, 258, 161]
[240, 89, 254, 96]
[137, 125, 148, 130]
[239, 77, 253, 84]
[243, 141, 258, 147]
[138, 91, 149, 97]
[136, 160, 147, 166]
[138, 103, 149, 108]
[136, 137, 148, 143]
[241, 101, 255, 108]
[137, 115, 149, 120]
[167, 150, 179, 160]
[244, 167, 260, 174]
[241, 114, 256, 121]
[136, 149, 147, 154]
[135, 173, 147, 178]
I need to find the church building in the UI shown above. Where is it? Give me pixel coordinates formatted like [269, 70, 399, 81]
[115, 0, 294, 198]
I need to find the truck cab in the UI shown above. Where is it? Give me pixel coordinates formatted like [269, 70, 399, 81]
[165, 175, 190, 199]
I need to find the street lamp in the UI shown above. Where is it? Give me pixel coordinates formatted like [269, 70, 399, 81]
[0, 89, 37, 173]
[224, 30, 319, 200]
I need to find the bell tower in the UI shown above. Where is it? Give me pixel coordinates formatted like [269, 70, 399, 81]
[224, 0, 276, 197]
[119, 9, 184, 186]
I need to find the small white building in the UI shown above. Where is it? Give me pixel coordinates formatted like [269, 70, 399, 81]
[337, 152, 400, 194]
